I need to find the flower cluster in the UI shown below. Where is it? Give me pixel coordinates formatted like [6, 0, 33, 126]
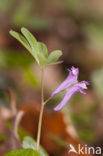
[51, 67, 89, 111]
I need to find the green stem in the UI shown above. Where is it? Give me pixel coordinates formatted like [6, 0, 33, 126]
[43, 97, 51, 105]
[36, 67, 44, 151]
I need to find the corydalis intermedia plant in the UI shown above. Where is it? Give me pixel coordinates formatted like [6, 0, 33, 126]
[9, 28, 89, 155]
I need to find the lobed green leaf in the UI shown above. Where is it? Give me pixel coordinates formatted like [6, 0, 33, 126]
[4, 149, 40, 156]
[9, 30, 31, 53]
[38, 42, 48, 58]
[10, 28, 63, 67]
[22, 136, 49, 156]
[21, 27, 39, 63]
[48, 50, 62, 63]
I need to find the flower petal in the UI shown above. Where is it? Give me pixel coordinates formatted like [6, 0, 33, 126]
[54, 80, 89, 111]
[51, 66, 79, 98]
[54, 85, 79, 111]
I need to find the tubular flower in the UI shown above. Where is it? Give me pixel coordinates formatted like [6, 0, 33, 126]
[51, 66, 79, 98]
[51, 67, 89, 111]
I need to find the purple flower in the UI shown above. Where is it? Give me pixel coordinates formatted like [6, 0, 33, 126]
[54, 81, 89, 111]
[51, 67, 89, 111]
[51, 66, 79, 98]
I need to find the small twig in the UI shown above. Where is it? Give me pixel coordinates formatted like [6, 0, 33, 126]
[7, 88, 17, 117]
[7, 88, 24, 141]
[14, 111, 24, 141]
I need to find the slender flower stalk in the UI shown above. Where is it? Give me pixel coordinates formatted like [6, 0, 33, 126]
[43, 97, 51, 105]
[36, 67, 44, 151]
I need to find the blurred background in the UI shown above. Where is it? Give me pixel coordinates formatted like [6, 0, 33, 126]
[0, 0, 103, 155]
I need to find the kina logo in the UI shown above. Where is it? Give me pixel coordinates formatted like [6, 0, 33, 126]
[68, 144, 101, 155]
